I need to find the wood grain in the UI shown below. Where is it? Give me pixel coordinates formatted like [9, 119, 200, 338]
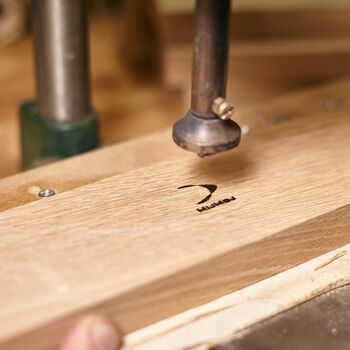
[3, 11, 350, 179]
[1, 77, 349, 212]
[164, 10, 350, 43]
[0, 14, 183, 178]
[0, 89, 349, 349]
[124, 244, 350, 350]
[0, 0, 28, 46]
[158, 0, 350, 13]
[165, 40, 350, 107]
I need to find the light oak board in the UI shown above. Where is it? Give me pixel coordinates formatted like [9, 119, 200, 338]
[0, 94, 349, 348]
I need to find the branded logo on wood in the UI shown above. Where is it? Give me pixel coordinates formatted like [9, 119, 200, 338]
[178, 184, 236, 213]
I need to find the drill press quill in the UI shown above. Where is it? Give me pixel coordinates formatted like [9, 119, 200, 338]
[172, 0, 241, 157]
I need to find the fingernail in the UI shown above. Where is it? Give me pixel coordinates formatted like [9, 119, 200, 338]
[91, 322, 119, 350]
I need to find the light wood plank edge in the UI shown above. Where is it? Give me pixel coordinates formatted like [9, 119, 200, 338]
[1, 76, 350, 213]
[124, 244, 350, 350]
[2, 204, 349, 350]
[163, 10, 350, 44]
[157, 0, 350, 13]
[0, 129, 187, 212]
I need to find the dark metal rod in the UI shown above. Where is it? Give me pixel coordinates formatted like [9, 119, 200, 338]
[191, 0, 231, 117]
[32, 0, 92, 123]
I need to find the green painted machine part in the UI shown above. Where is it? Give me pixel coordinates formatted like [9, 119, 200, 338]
[20, 101, 99, 170]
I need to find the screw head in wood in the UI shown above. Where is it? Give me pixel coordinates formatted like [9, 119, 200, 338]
[38, 188, 55, 198]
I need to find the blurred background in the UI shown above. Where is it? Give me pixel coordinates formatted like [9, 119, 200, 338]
[1, 0, 350, 178]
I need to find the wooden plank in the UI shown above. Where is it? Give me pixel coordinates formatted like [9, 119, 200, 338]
[0, 14, 183, 178]
[2, 11, 349, 179]
[163, 9, 350, 106]
[220, 284, 350, 350]
[166, 41, 350, 106]
[157, 0, 350, 13]
[3, 10, 350, 179]
[164, 11, 350, 43]
[123, 244, 350, 350]
[1, 77, 349, 212]
[0, 130, 188, 212]
[0, 85, 349, 349]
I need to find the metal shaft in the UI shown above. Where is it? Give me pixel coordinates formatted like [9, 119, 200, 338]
[32, 0, 91, 123]
[191, 0, 231, 117]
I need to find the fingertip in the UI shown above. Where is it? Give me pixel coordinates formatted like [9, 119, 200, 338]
[60, 315, 122, 350]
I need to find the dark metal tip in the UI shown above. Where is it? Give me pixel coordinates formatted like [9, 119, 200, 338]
[172, 110, 241, 157]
